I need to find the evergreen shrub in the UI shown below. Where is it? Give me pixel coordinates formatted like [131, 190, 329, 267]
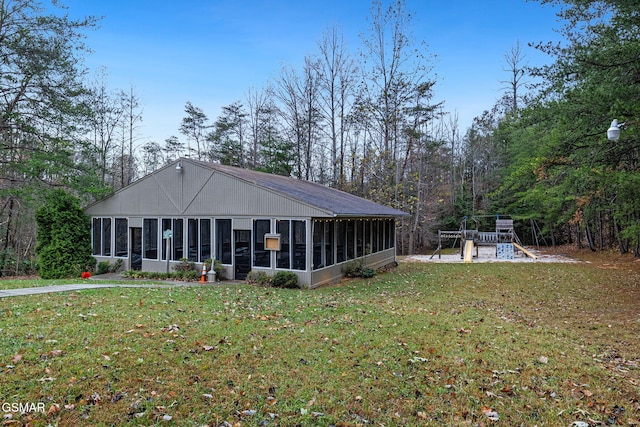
[342, 260, 376, 279]
[271, 271, 299, 288]
[35, 190, 95, 279]
[246, 270, 271, 286]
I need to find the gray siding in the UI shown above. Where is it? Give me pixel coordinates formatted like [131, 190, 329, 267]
[87, 159, 404, 288]
[309, 248, 397, 289]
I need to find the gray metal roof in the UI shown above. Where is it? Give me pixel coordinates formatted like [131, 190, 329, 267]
[191, 159, 408, 217]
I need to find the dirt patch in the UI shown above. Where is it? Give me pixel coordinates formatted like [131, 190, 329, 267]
[402, 245, 579, 263]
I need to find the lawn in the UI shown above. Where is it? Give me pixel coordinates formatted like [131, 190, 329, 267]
[1, 253, 639, 426]
[0, 278, 166, 291]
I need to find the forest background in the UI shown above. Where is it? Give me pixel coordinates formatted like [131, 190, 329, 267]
[0, 0, 638, 277]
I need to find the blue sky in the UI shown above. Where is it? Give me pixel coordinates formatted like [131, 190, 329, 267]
[57, 0, 562, 146]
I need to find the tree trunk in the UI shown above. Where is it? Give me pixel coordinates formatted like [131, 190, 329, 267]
[585, 223, 596, 251]
[613, 216, 628, 254]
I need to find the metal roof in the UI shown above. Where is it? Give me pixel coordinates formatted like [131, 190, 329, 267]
[190, 159, 408, 217]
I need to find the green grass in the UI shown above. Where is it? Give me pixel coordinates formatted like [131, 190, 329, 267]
[1, 261, 639, 426]
[0, 278, 166, 290]
[0, 278, 84, 290]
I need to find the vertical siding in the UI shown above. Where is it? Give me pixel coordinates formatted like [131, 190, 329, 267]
[86, 161, 401, 288]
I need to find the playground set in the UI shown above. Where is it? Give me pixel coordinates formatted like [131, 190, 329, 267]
[431, 216, 538, 262]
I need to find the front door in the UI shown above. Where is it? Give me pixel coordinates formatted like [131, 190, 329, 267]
[130, 227, 142, 271]
[234, 229, 251, 280]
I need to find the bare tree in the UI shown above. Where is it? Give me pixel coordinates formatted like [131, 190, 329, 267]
[274, 59, 322, 180]
[358, 0, 436, 204]
[245, 87, 270, 169]
[448, 111, 460, 207]
[120, 86, 143, 185]
[500, 41, 528, 113]
[316, 25, 357, 188]
[88, 68, 124, 185]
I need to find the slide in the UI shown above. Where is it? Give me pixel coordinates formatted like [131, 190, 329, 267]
[513, 242, 538, 259]
[463, 240, 474, 263]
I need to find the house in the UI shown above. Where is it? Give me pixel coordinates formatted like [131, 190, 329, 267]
[85, 158, 407, 288]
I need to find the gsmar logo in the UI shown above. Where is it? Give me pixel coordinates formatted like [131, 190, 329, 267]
[2, 402, 46, 413]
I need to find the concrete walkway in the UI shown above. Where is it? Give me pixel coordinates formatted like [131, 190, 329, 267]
[0, 272, 230, 298]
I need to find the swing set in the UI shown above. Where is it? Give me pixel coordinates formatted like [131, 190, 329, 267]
[430, 215, 538, 261]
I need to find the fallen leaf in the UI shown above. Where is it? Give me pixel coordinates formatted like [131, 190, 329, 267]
[47, 404, 60, 416]
[12, 354, 22, 363]
[501, 386, 514, 396]
[482, 406, 500, 421]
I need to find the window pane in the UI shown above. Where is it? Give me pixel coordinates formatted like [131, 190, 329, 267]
[346, 220, 355, 260]
[173, 219, 183, 260]
[102, 218, 111, 256]
[313, 220, 322, 270]
[292, 220, 306, 270]
[253, 219, 270, 267]
[373, 220, 380, 253]
[384, 219, 391, 249]
[364, 220, 371, 255]
[336, 221, 346, 263]
[388, 219, 395, 248]
[215, 219, 232, 264]
[324, 221, 334, 266]
[356, 220, 363, 257]
[143, 218, 158, 259]
[200, 219, 211, 261]
[276, 220, 290, 269]
[115, 218, 128, 257]
[187, 219, 198, 261]
[92, 218, 101, 255]
[161, 219, 171, 260]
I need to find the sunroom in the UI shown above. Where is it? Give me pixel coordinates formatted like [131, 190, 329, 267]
[86, 159, 407, 288]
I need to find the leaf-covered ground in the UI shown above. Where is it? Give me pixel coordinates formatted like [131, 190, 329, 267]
[1, 252, 639, 426]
